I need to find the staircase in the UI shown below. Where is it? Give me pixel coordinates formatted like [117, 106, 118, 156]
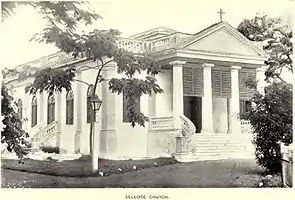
[31, 121, 59, 149]
[173, 115, 255, 162]
[190, 133, 255, 161]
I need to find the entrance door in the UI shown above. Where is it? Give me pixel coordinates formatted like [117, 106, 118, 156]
[183, 96, 202, 133]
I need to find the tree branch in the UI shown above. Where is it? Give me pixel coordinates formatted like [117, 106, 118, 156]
[76, 65, 100, 72]
[73, 79, 90, 86]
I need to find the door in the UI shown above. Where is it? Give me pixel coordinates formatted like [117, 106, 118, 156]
[183, 96, 202, 133]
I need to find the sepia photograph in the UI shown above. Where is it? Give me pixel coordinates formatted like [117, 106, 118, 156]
[0, 0, 293, 189]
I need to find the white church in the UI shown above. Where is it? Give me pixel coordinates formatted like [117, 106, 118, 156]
[4, 21, 267, 161]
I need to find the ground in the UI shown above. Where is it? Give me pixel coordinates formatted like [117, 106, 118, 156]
[1, 159, 282, 188]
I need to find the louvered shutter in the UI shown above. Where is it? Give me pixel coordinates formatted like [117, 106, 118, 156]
[183, 65, 203, 96]
[239, 71, 248, 98]
[212, 69, 222, 97]
[183, 67, 193, 95]
[247, 70, 256, 98]
[193, 67, 203, 96]
[211, 68, 231, 97]
[239, 69, 256, 98]
[222, 70, 231, 97]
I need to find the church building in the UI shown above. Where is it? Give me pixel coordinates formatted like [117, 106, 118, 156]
[4, 21, 267, 161]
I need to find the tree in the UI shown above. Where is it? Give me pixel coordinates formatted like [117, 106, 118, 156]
[1, 1, 99, 159]
[1, 1, 100, 28]
[2, 2, 163, 172]
[238, 14, 293, 173]
[246, 83, 292, 173]
[1, 84, 30, 161]
[24, 29, 163, 172]
[237, 14, 293, 83]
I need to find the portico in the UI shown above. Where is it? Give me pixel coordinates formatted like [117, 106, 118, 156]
[168, 60, 250, 135]
[153, 21, 267, 136]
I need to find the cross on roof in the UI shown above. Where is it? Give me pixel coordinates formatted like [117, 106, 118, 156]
[218, 9, 225, 21]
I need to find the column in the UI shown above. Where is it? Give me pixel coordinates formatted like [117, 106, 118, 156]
[100, 64, 117, 157]
[169, 61, 186, 129]
[37, 93, 44, 126]
[256, 67, 265, 95]
[201, 63, 215, 133]
[229, 66, 242, 134]
[148, 74, 158, 117]
[23, 93, 29, 132]
[55, 91, 63, 149]
[75, 71, 82, 153]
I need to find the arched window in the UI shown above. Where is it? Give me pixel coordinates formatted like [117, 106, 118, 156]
[66, 90, 74, 125]
[87, 84, 96, 123]
[17, 99, 23, 129]
[31, 96, 37, 127]
[47, 93, 55, 124]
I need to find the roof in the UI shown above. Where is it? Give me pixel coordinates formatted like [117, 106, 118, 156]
[130, 26, 179, 40]
[180, 21, 267, 57]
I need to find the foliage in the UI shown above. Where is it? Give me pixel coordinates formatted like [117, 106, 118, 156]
[237, 14, 293, 82]
[26, 28, 163, 127]
[40, 146, 60, 154]
[1, 1, 100, 28]
[25, 67, 76, 95]
[2, 1, 101, 159]
[1, 84, 31, 160]
[246, 82, 292, 173]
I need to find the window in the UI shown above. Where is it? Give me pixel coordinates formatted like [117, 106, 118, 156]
[123, 92, 140, 123]
[47, 93, 55, 124]
[17, 99, 23, 129]
[87, 85, 96, 123]
[31, 96, 37, 127]
[66, 90, 74, 125]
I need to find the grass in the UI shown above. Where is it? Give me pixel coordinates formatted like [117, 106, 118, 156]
[1, 155, 177, 177]
[1, 159, 283, 188]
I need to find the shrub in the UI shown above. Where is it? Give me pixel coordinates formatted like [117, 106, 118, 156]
[40, 146, 60, 154]
[247, 82, 292, 173]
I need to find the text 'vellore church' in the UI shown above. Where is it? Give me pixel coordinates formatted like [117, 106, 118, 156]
[5, 21, 267, 161]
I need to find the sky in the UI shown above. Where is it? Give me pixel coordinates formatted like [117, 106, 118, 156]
[0, 0, 293, 69]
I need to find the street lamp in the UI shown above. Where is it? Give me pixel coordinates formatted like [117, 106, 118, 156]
[91, 96, 103, 172]
[91, 96, 103, 116]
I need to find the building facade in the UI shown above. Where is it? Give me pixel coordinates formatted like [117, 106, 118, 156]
[4, 21, 267, 161]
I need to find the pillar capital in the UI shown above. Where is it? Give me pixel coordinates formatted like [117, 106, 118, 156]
[169, 61, 186, 66]
[202, 63, 215, 68]
[231, 66, 241, 70]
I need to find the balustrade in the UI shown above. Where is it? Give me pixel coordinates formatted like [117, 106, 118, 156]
[32, 121, 58, 146]
[148, 116, 174, 131]
[241, 119, 252, 133]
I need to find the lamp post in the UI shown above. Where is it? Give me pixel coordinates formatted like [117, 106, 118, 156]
[91, 96, 103, 172]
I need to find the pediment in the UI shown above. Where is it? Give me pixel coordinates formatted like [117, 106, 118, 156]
[183, 26, 263, 57]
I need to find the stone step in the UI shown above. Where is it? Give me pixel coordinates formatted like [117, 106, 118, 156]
[191, 153, 254, 160]
[193, 147, 246, 152]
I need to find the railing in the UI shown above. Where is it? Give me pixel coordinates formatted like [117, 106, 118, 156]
[117, 38, 152, 53]
[151, 32, 193, 52]
[178, 115, 196, 153]
[6, 34, 192, 80]
[32, 121, 58, 147]
[241, 120, 252, 133]
[148, 116, 174, 131]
